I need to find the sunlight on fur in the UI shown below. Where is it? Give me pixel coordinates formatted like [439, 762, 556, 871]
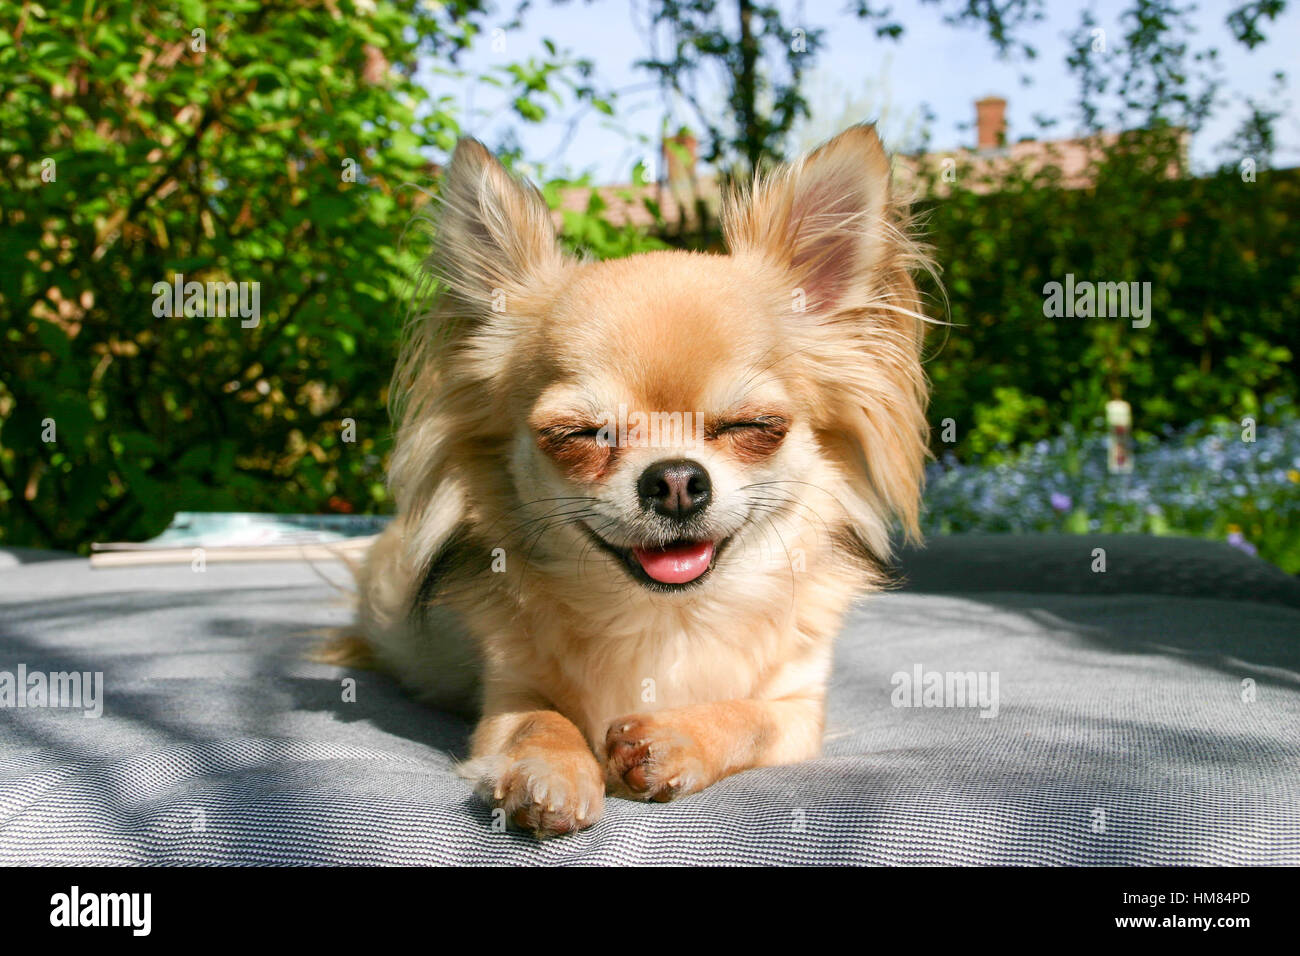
[321, 124, 937, 837]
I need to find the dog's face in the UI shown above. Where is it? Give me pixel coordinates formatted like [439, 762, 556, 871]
[395, 127, 931, 602]
[517, 252, 824, 591]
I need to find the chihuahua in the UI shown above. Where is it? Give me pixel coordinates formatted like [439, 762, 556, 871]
[343, 125, 933, 837]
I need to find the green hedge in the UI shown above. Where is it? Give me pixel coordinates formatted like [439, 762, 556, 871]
[917, 161, 1300, 459]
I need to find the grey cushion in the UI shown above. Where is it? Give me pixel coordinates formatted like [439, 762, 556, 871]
[0, 534, 1296, 865]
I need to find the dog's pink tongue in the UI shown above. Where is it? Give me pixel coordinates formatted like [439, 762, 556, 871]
[633, 540, 715, 584]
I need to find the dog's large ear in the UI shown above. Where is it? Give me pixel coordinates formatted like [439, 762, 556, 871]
[725, 124, 895, 315]
[431, 138, 564, 317]
[390, 140, 564, 569]
[729, 125, 932, 552]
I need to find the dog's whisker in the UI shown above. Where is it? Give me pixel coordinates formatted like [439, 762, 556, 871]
[743, 488, 842, 555]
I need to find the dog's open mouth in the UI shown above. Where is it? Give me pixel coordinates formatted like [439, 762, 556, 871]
[632, 539, 715, 585]
[582, 526, 729, 591]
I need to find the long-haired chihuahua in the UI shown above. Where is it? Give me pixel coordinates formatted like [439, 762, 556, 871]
[338, 125, 934, 837]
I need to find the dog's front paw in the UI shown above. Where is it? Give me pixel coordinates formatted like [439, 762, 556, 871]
[465, 750, 604, 838]
[604, 714, 710, 802]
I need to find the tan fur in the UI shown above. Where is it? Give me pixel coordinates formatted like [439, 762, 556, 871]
[342, 126, 935, 837]
[308, 630, 377, 669]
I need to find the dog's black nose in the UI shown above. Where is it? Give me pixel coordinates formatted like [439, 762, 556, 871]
[637, 459, 711, 519]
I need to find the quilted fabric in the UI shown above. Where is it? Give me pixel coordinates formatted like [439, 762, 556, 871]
[1, 534, 1296, 865]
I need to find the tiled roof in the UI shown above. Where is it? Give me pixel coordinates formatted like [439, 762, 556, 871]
[554, 129, 1189, 233]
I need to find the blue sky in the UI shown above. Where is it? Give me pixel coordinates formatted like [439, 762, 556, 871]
[420, 0, 1299, 181]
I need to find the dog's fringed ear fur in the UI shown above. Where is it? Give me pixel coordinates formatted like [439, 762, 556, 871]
[431, 138, 565, 320]
[724, 124, 896, 315]
[395, 139, 566, 425]
[724, 124, 934, 551]
[385, 140, 568, 573]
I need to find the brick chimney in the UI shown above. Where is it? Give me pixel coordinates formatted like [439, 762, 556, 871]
[975, 96, 1007, 151]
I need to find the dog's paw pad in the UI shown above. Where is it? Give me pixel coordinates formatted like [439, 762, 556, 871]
[604, 715, 706, 802]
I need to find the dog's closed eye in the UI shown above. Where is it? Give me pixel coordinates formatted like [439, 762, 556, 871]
[710, 414, 789, 462]
[535, 422, 614, 482]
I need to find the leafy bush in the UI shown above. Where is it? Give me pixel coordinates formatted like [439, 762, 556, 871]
[540, 163, 671, 260]
[0, 1, 488, 550]
[0, 0, 643, 554]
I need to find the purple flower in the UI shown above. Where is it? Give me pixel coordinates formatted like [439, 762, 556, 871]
[1050, 492, 1072, 512]
[1226, 531, 1258, 557]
